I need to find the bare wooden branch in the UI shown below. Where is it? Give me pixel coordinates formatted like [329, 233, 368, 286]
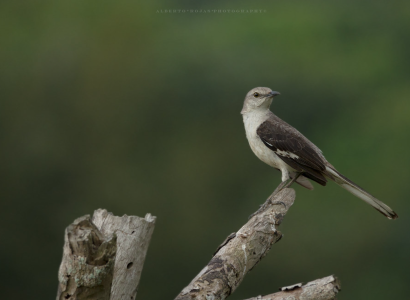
[175, 188, 296, 300]
[92, 209, 156, 300]
[56, 215, 117, 300]
[57, 209, 156, 300]
[243, 275, 341, 300]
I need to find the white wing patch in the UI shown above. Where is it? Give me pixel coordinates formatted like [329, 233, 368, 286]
[264, 140, 273, 147]
[275, 149, 299, 159]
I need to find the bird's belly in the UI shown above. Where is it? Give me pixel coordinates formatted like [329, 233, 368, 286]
[243, 110, 295, 173]
[248, 135, 284, 169]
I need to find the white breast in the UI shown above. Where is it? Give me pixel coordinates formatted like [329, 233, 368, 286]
[242, 111, 285, 170]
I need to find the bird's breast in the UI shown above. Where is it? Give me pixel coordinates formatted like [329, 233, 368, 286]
[243, 112, 284, 169]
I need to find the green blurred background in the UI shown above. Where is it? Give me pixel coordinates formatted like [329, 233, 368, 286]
[1, 1, 409, 299]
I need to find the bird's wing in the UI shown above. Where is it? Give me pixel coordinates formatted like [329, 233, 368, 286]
[256, 118, 328, 185]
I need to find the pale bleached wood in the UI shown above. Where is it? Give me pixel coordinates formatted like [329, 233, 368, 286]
[175, 188, 295, 300]
[56, 209, 156, 300]
[243, 275, 341, 300]
[92, 209, 156, 300]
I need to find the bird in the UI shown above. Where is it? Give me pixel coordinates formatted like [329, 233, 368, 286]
[241, 87, 398, 219]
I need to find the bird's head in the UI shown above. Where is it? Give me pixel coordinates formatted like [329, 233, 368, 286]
[241, 87, 280, 114]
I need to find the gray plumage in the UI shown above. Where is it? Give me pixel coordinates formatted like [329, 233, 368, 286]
[242, 87, 398, 219]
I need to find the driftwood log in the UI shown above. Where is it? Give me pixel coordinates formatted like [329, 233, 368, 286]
[175, 187, 341, 300]
[56, 209, 156, 300]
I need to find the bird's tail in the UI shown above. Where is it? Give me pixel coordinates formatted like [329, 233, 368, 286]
[325, 166, 398, 219]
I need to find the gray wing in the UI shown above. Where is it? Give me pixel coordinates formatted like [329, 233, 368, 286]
[256, 118, 328, 186]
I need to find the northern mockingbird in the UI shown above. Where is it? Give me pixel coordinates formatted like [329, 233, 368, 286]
[242, 87, 398, 219]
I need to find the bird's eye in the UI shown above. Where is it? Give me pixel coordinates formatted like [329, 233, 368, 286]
[253, 92, 260, 97]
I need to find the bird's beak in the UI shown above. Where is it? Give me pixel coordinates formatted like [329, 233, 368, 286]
[268, 91, 280, 97]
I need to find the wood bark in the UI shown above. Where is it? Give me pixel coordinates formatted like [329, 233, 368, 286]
[56, 209, 156, 300]
[175, 188, 296, 300]
[243, 275, 341, 300]
[175, 187, 341, 300]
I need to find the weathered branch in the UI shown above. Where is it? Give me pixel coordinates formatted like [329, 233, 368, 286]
[57, 209, 156, 300]
[56, 215, 116, 300]
[243, 275, 341, 300]
[175, 188, 296, 300]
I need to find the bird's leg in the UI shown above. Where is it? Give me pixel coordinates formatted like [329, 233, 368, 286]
[272, 169, 290, 196]
[268, 173, 301, 208]
[274, 180, 288, 193]
[273, 170, 299, 194]
[248, 173, 301, 220]
[283, 173, 301, 189]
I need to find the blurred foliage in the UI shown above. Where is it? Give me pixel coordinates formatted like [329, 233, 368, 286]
[1, 1, 409, 299]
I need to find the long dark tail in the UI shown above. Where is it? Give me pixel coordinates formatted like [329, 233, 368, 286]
[325, 166, 398, 219]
